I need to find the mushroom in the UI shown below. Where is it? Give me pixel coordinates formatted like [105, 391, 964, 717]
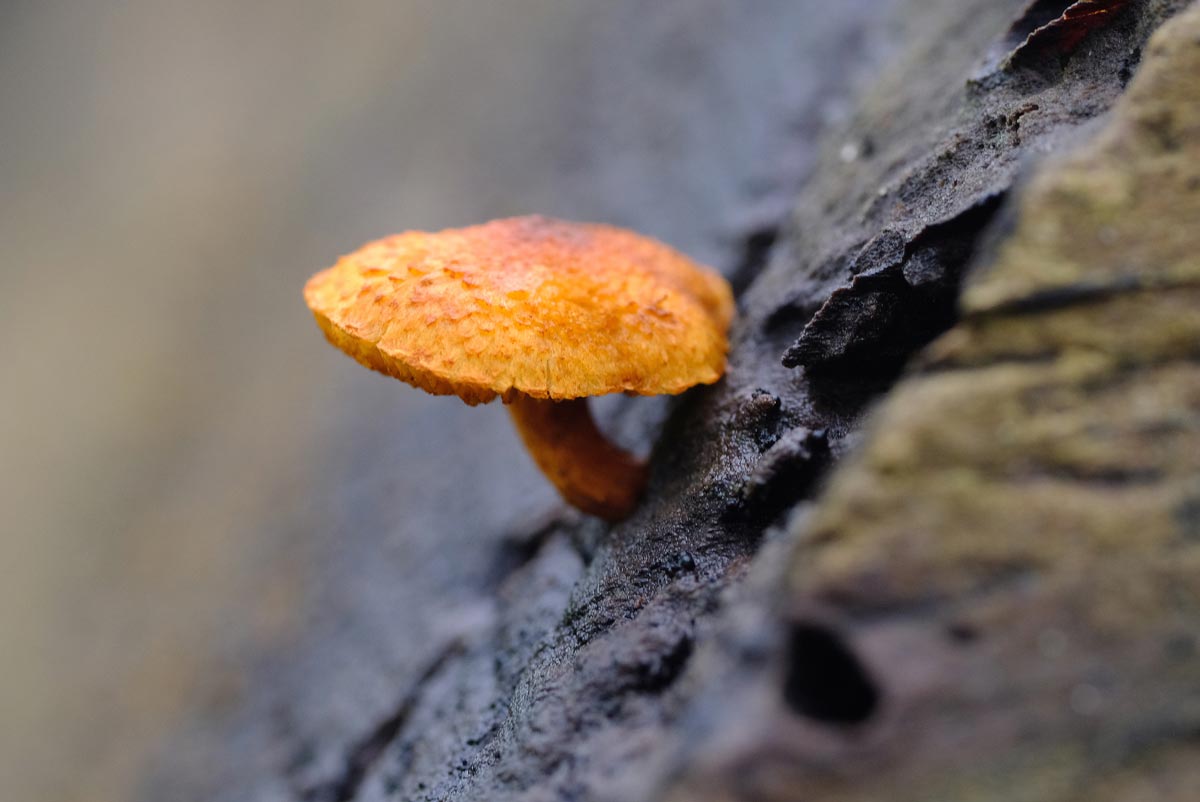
[304, 215, 734, 520]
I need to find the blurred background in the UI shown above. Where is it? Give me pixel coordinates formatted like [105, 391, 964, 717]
[0, 2, 874, 800]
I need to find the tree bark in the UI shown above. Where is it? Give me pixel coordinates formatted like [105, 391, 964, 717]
[146, 2, 1200, 800]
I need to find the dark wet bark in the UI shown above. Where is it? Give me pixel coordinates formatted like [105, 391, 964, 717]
[144, 2, 1198, 800]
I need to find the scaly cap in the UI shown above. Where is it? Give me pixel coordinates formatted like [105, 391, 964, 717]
[304, 216, 734, 405]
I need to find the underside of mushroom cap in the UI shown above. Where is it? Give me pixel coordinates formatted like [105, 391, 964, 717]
[304, 216, 735, 405]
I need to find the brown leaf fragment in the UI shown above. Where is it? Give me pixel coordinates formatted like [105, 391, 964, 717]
[1006, 0, 1134, 71]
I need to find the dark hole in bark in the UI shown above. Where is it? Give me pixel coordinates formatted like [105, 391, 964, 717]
[782, 622, 879, 725]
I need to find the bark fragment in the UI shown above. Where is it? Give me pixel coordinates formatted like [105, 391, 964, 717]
[659, 7, 1200, 800]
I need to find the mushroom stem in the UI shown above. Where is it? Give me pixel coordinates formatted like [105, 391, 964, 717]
[507, 395, 647, 521]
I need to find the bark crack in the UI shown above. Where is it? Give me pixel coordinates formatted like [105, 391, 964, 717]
[298, 641, 466, 802]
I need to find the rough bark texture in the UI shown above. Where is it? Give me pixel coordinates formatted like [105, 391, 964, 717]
[146, 2, 1199, 800]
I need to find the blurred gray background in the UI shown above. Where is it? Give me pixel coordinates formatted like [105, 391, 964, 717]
[0, 2, 877, 800]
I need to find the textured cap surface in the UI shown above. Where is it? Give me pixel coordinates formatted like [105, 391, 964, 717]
[304, 216, 735, 404]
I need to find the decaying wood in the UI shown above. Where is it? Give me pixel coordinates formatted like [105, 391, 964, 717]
[658, 6, 1200, 800]
[146, 1, 1199, 800]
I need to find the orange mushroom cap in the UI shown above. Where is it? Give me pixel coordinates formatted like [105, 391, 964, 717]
[303, 216, 734, 405]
